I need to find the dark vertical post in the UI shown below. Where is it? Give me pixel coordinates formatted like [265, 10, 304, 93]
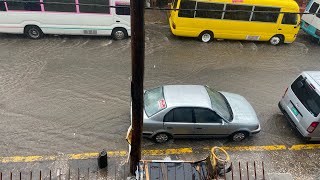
[129, 0, 145, 174]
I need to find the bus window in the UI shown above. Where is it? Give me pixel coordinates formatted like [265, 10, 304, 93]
[224, 4, 252, 21]
[7, 0, 41, 11]
[43, 0, 76, 12]
[178, 0, 196, 18]
[79, 0, 110, 14]
[309, 2, 319, 13]
[0, 1, 6, 11]
[316, 9, 320, 18]
[282, 13, 298, 25]
[116, 5, 130, 15]
[251, 6, 279, 23]
[195, 2, 224, 19]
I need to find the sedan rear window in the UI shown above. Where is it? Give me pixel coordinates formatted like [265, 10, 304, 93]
[291, 76, 320, 117]
[144, 86, 167, 117]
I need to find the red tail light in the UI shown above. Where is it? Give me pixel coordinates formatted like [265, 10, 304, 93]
[282, 87, 288, 98]
[307, 122, 319, 133]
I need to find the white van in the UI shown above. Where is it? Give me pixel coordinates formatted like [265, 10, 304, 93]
[279, 71, 320, 141]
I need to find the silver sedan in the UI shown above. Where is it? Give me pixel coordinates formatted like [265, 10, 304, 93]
[141, 85, 261, 143]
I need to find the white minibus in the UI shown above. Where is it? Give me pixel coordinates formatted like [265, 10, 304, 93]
[0, 0, 131, 40]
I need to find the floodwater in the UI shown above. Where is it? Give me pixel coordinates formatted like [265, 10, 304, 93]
[0, 11, 320, 160]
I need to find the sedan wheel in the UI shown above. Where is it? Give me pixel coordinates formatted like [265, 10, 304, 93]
[154, 133, 169, 143]
[232, 132, 247, 141]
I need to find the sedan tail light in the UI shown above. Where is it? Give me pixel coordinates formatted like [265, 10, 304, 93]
[307, 122, 319, 133]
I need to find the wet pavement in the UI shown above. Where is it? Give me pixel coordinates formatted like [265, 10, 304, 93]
[0, 10, 320, 179]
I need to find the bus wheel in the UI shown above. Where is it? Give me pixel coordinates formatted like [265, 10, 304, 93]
[269, 35, 283, 46]
[25, 25, 43, 39]
[199, 31, 213, 43]
[112, 28, 128, 40]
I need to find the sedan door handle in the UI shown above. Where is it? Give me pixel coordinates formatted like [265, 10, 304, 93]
[196, 128, 202, 129]
[278, 28, 282, 30]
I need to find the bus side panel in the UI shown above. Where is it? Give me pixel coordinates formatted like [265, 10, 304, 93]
[0, 12, 26, 34]
[174, 17, 207, 37]
[39, 13, 115, 36]
[208, 20, 278, 41]
[0, 11, 130, 36]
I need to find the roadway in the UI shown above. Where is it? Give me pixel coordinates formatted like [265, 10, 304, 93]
[0, 10, 319, 179]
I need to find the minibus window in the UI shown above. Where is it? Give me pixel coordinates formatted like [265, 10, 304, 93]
[224, 4, 252, 21]
[291, 76, 320, 117]
[282, 13, 298, 25]
[316, 9, 320, 18]
[196, 2, 224, 19]
[251, 6, 280, 23]
[0, 2, 6, 11]
[309, 2, 319, 13]
[178, 0, 196, 18]
[116, 5, 130, 15]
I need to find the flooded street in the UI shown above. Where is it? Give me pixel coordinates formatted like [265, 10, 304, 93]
[0, 11, 320, 162]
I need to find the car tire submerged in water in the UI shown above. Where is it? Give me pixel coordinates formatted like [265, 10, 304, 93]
[112, 28, 128, 40]
[153, 133, 170, 143]
[230, 131, 248, 141]
[199, 31, 213, 43]
[24, 25, 43, 39]
[269, 35, 283, 46]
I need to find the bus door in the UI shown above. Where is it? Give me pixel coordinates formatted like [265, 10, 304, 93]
[277, 12, 300, 42]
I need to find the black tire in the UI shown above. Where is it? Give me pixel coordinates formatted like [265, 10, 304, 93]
[269, 35, 283, 46]
[230, 131, 248, 142]
[24, 25, 43, 39]
[112, 28, 128, 40]
[153, 133, 170, 143]
[198, 31, 213, 43]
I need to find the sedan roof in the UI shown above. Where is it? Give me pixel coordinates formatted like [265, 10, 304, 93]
[163, 85, 212, 109]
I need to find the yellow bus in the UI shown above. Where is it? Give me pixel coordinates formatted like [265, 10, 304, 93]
[169, 0, 300, 45]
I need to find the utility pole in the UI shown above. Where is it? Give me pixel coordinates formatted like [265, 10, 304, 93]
[129, 0, 145, 175]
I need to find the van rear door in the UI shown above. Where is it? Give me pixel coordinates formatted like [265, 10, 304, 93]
[290, 75, 320, 126]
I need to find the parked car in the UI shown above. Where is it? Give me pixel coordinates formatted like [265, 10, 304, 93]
[141, 85, 261, 143]
[279, 71, 320, 141]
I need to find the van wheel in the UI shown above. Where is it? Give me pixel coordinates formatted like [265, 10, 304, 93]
[230, 131, 248, 141]
[153, 133, 170, 143]
[24, 25, 43, 39]
[269, 35, 283, 46]
[199, 31, 213, 43]
[112, 28, 128, 40]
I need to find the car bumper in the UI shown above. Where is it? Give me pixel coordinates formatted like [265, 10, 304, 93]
[251, 124, 261, 134]
[278, 101, 311, 141]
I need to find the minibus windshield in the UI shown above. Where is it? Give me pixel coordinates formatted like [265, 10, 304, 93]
[291, 75, 320, 117]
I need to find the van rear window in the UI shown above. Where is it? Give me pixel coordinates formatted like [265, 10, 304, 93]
[291, 75, 320, 117]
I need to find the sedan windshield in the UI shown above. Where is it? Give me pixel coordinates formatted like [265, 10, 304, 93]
[144, 86, 167, 117]
[205, 87, 232, 121]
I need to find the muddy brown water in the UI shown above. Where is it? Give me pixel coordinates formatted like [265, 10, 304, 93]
[0, 11, 319, 158]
